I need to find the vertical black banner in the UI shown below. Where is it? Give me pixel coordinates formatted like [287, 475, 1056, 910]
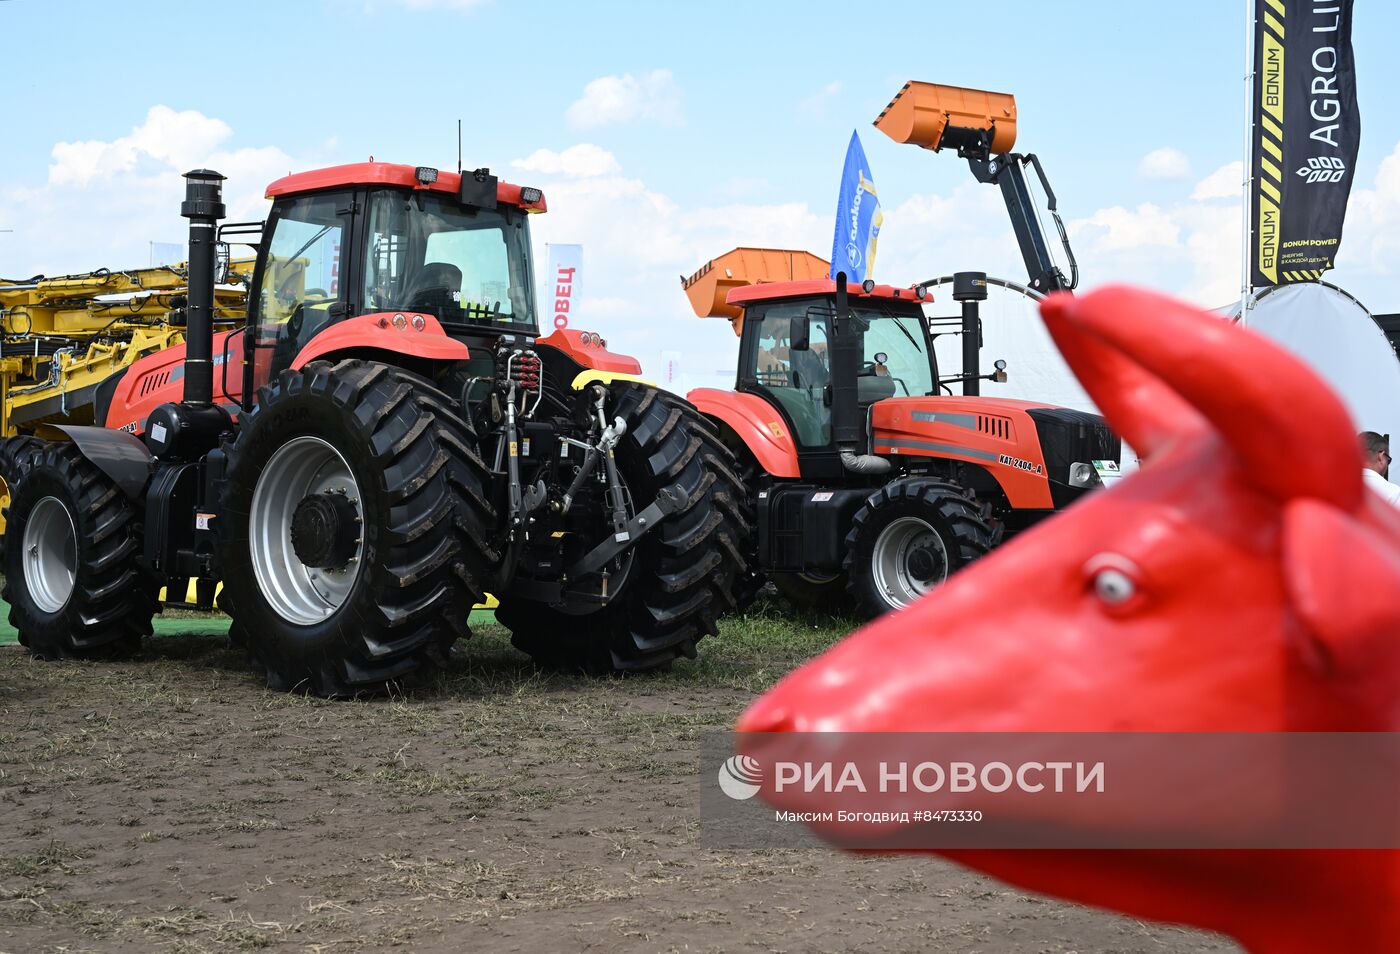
[1251, 0, 1360, 288]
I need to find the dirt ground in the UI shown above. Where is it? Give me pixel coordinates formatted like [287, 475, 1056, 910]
[0, 612, 1239, 954]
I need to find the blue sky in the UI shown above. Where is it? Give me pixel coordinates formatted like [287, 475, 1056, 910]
[3, 0, 1400, 385]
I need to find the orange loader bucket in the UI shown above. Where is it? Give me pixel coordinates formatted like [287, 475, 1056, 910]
[682, 247, 830, 334]
[873, 81, 1017, 155]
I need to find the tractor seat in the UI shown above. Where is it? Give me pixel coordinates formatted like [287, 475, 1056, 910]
[403, 262, 463, 319]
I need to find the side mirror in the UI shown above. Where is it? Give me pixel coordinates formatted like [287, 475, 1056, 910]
[790, 315, 811, 351]
[215, 241, 231, 285]
[992, 358, 1008, 383]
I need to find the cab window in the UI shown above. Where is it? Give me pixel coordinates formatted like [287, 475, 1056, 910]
[745, 303, 832, 448]
[362, 191, 535, 330]
[251, 192, 346, 387]
[859, 310, 934, 397]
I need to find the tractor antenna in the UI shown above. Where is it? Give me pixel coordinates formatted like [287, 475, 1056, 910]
[457, 120, 462, 175]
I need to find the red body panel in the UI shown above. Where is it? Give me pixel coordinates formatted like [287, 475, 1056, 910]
[265, 162, 546, 212]
[738, 287, 1400, 952]
[290, 312, 469, 368]
[536, 328, 642, 375]
[106, 329, 245, 434]
[870, 396, 1055, 509]
[688, 388, 801, 479]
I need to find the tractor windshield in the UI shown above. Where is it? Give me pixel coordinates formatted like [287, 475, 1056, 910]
[850, 303, 935, 398]
[743, 296, 935, 447]
[362, 190, 537, 332]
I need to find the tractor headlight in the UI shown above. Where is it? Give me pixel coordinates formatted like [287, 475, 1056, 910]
[1068, 461, 1099, 488]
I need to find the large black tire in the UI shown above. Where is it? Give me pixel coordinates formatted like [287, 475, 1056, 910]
[0, 434, 43, 559]
[845, 477, 992, 619]
[771, 570, 850, 613]
[220, 360, 496, 696]
[2, 442, 158, 658]
[499, 384, 750, 674]
[715, 435, 766, 613]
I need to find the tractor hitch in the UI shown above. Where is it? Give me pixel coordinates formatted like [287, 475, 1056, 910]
[568, 484, 683, 579]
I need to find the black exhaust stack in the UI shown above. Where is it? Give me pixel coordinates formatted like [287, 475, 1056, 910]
[953, 271, 987, 396]
[829, 272, 862, 448]
[830, 272, 890, 475]
[145, 170, 232, 463]
[180, 169, 226, 405]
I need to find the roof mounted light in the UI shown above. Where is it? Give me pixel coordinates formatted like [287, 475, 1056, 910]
[415, 166, 439, 184]
[520, 186, 543, 204]
[862, 279, 876, 294]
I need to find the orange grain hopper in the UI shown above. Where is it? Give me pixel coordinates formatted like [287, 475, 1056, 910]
[681, 247, 831, 334]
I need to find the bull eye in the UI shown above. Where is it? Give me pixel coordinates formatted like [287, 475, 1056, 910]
[1093, 567, 1137, 605]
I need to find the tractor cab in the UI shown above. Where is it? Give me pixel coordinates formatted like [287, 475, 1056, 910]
[683, 245, 1118, 619]
[245, 162, 545, 395]
[730, 281, 935, 473]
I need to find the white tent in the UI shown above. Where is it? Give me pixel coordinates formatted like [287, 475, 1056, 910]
[1236, 282, 1400, 446]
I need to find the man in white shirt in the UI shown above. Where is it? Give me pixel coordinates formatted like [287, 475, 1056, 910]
[1360, 431, 1400, 507]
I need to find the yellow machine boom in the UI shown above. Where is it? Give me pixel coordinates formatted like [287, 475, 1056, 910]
[0, 261, 251, 436]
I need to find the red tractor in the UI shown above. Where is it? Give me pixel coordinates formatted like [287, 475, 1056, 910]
[4, 163, 748, 694]
[680, 82, 1119, 618]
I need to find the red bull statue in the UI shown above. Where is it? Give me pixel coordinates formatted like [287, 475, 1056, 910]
[737, 286, 1400, 953]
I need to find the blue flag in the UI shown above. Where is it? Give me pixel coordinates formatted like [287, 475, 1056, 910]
[829, 130, 883, 283]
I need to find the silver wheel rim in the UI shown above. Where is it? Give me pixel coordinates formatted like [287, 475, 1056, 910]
[871, 516, 948, 610]
[250, 436, 365, 625]
[24, 496, 77, 614]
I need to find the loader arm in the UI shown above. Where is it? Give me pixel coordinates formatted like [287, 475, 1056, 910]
[874, 81, 1078, 295]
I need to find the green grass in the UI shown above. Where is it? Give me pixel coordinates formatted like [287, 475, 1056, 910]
[0, 594, 496, 647]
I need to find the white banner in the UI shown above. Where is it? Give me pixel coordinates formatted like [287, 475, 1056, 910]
[660, 350, 682, 385]
[545, 243, 582, 331]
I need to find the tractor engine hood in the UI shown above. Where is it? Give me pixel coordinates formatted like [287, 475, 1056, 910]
[870, 396, 1119, 510]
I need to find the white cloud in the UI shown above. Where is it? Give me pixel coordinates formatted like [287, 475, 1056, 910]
[0, 106, 301, 277]
[1073, 203, 1181, 252]
[511, 144, 620, 178]
[1334, 139, 1400, 282]
[48, 106, 233, 186]
[878, 174, 1244, 308]
[1138, 147, 1191, 180]
[565, 70, 682, 129]
[514, 144, 827, 388]
[1063, 201, 1241, 306]
[1192, 161, 1244, 201]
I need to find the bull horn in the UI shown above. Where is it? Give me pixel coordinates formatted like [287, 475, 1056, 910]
[1048, 285, 1361, 508]
[1040, 291, 1209, 461]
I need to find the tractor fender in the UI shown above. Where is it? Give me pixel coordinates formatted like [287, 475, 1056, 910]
[32, 424, 153, 500]
[291, 312, 469, 369]
[687, 388, 800, 478]
[536, 328, 642, 374]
